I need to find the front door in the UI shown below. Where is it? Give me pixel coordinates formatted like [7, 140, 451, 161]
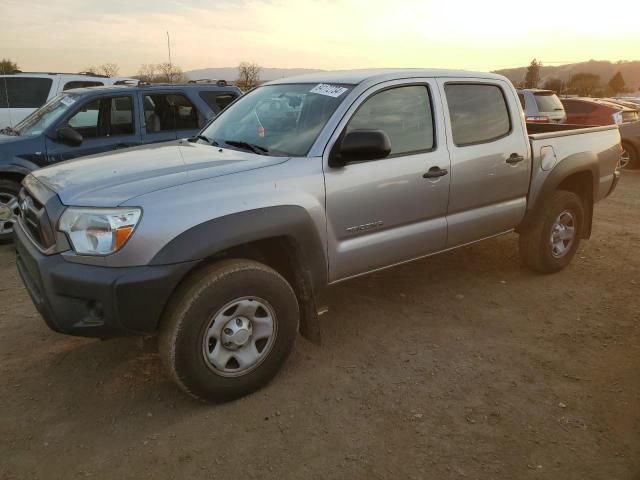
[323, 80, 451, 282]
[45, 94, 141, 162]
[437, 79, 531, 247]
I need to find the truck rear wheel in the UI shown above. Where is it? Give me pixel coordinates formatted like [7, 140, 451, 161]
[519, 190, 584, 274]
[159, 259, 299, 402]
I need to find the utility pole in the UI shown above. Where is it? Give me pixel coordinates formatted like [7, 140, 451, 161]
[167, 31, 173, 83]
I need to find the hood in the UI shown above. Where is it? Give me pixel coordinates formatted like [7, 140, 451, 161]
[33, 140, 290, 206]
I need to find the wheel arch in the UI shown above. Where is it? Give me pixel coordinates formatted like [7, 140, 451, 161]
[519, 152, 598, 239]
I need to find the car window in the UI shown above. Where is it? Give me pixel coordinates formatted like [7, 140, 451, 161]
[199, 91, 238, 113]
[0, 77, 53, 108]
[346, 85, 434, 155]
[445, 83, 511, 146]
[533, 92, 564, 113]
[517, 93, 525, 109]
[63, 81, 104, 90]
[67, 95, 134, 138]
[143, 93, 202, 132]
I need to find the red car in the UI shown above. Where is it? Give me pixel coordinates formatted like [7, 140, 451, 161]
[561, 98, 623, 126]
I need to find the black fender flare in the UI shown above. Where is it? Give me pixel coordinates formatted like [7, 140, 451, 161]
[0, 164, 33, 180]
[519, 152, 599, 238]
[149, 205, 328, 292]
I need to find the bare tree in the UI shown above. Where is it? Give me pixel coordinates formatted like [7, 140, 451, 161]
[236, 62, 261, 91]
[83, 63, 120, 77]
[137, 64, 158, 83]
[156, 62, 186, 83]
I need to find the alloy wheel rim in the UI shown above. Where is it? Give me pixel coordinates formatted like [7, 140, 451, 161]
[0, 192, 20, 236]
[550, 210, 576, 258]
[620, 149, 630, 169]
[202, 296, 277, 377]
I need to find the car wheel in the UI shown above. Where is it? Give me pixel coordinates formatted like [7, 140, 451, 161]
[0, 179, 22, 243]
[159, 259, 299, 402]
[519, 190, 584, 274]
[620, 142, 639, 170]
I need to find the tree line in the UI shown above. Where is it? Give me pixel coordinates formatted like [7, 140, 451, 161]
[1, 58, 263, 90]
[522, 58, 630, 97]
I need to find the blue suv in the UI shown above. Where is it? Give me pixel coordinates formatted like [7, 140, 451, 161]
[0, 82, 241, 240]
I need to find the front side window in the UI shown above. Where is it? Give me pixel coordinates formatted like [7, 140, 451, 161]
[201, 83, 353, 156]
[199, 91, 238, 113]
[445, 84, 511, 146]
[143, 93, 202, 132]
[67, 95, 134, 138]
[346, 85, 434, 156]
[0, 77, 53, 108]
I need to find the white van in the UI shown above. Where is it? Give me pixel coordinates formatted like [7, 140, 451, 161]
[0, 72, 136, 129]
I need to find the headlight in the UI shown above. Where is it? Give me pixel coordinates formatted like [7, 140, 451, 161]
[58, 207, 142, 255]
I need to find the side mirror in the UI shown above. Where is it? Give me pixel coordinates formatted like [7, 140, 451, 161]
[52, 126, 83, 146]
[331, 130, 391, 166]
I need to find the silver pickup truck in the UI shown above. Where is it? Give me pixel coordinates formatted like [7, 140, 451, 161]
[13, 69, 621, 401]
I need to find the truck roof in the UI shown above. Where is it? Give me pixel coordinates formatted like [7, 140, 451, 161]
[266, 68, 508, 86]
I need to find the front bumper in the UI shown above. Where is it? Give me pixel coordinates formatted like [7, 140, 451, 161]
[14, 219, 196, 338]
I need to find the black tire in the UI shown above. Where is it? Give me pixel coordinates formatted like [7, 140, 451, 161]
[0, 179, 22, 244]
[519, 190, 585, 274]
[621, 142, 639, 170]
[159, 259, 299, 402]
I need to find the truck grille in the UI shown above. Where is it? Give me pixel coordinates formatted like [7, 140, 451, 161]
[18, 189, 56, 250]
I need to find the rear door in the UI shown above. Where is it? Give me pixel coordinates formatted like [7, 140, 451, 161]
[323, 79, 450, 281]
[437, 79, 531, 247]
[44, 93, 142, 162]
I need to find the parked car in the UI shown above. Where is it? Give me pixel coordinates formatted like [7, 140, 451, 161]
[0, 72, 137, 129]
[619, 120, 640, 169]
[14, 69, 620, 401]
[598, 99, 639, 123]
[0, 82, 241, 240]
[561, 97, 624, 126]
[517, 88, 566, 123]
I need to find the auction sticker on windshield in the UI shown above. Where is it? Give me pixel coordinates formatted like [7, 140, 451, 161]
[310, 84, 348, 98]
[60, 96, 76, 107]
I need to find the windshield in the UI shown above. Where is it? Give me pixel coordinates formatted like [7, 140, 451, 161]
[14, 93, 80, 137]
[534, 92, 564, 113]
[201, 83, 353, 156]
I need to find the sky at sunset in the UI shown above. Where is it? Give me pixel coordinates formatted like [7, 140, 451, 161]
[2, 0, 639, 75]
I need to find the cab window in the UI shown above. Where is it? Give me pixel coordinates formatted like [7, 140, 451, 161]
[66, 95, 134, 138]
[346, 85, 434, 156]
[445, 83, 511, 146]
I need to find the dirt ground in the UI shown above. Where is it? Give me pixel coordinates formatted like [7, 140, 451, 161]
[1, 173, 639, 480]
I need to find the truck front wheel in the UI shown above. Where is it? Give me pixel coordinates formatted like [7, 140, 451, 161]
[519, 190, 585, 274]
[159, 259, 299, 402]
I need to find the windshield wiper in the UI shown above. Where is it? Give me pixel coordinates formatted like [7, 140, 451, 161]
[223, 140, 269, 155]
[188, 134, 217, 145]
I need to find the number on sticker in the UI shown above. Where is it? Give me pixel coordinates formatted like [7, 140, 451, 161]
[310, 84, 348, 98]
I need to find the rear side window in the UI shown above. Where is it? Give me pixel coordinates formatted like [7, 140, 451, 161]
[143, 93, 202, 132]
[346, 85, 434, 155]
[199, 91, 238, 113]
[445, 84, 511, 146]
[0, 77, 53, 108]
[63, 81, 104, 90]
[534, 92, 563, 112]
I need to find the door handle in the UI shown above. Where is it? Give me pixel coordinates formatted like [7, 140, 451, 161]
[423, 166, 448, 179]
[506, 153, 525, 164]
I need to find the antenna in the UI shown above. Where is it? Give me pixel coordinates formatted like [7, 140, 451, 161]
[167, 31, 173, 84]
